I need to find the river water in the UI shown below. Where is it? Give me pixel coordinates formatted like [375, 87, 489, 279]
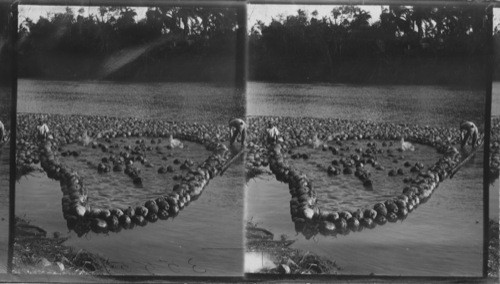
[16, 79, 245, 276]
[58, 140, 214, 209]
[285, 141, 443, 213]
[246, 81, 488, 276]
[247, 82, 485, 129]
[18, 79, 245, 125]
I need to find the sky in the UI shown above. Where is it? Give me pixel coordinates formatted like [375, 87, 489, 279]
[248, 4, 383, 28]
[19, 4, 383, 26]
[19, 5, 148, 23]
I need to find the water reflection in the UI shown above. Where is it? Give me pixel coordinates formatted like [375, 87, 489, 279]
[244, 252, 276, 273]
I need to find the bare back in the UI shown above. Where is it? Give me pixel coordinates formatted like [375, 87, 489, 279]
[229, 118, 246, 131]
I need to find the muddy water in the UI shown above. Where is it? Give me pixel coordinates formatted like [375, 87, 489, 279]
[247, 82, 486, 129]
[18, 79, 245, 125]
[59, 139, 212, 209]
[286, 141, 441, 212]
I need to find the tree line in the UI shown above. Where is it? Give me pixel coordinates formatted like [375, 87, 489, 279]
[17, 6, 240, 81]
[0, 3, 13, 85]
[249, 6, 490, 85]
[13, 5, 496, 84]
[19, 6, 238, 54]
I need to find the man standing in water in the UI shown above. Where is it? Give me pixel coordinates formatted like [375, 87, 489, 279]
[460, 121, 479, 149]
[266, 122, 279, 144]
[229, 118, 247, 146]
[37, 118, 50, 140]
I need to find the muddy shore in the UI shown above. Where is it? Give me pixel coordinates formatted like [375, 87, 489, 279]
[13, 216, 110, 275]
[245, 221, 340, 275]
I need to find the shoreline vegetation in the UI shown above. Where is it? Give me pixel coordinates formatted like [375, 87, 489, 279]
[13, 216, 110, 275]
[246, 218, 499, 276]
[246, 220, 341, 274]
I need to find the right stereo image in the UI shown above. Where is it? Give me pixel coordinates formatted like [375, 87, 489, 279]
[244, 4, 495, 277]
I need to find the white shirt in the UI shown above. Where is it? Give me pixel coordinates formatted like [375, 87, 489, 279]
[38, 124, 49, 137]
[267, 126, 279, 139]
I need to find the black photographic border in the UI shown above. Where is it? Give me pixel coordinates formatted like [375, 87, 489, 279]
[3, 0, 497, 282]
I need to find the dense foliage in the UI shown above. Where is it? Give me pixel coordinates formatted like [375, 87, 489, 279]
[249, 6, 490, 85]
[19, 7, 238, 54]
[0, 3, 13, 85]
[13, 5, 495, 84]
[0, 4, 13, 128]
[17, 6, 240, 81]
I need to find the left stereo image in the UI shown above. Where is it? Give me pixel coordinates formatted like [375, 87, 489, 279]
[13, 4, 246, 276]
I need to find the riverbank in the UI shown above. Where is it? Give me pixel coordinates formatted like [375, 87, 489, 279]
[247, 219, 498, 276]
[246, 221, 340, 274]
[12, 216, 499, 277]
[13, 216, 110, 275]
